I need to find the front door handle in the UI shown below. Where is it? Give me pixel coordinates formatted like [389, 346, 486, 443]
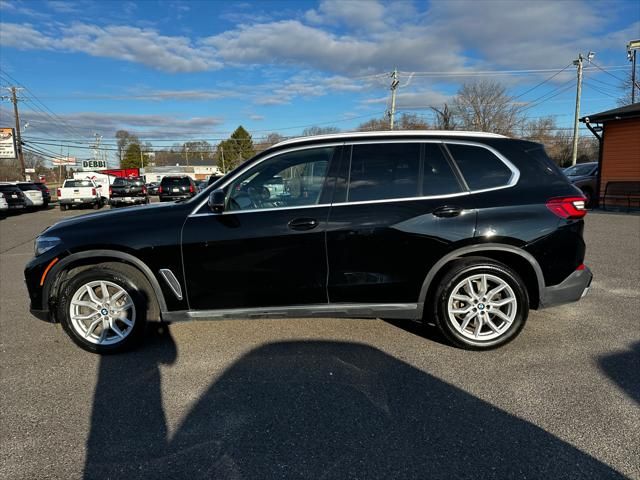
[433, 205, 463, 218]
[288, 218, 319, 231]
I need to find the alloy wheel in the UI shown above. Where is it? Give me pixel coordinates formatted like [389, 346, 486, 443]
[447, 273, 517, 341]
[69, 280, 136, 345]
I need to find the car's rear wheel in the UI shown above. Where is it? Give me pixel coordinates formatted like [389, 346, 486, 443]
[432, 257, 528, 350]
[60, 204, 67, 211]
[57, 268, 146, 354]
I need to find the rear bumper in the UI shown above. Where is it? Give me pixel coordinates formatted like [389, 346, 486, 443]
[110, 197, 147, 204]
[59, 197, 98, 205]
[540, 266, 593, 308]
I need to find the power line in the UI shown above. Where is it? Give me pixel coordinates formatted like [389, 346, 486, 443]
[512, 63, 572, 100]
[0, 69, 89, 139]
[587, 60, 627, 83]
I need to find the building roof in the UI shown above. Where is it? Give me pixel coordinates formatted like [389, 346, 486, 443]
[580, 103, 640, 124]
[271, 130, 507, 149]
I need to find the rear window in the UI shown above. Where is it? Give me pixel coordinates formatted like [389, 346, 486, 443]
[0, 185, 20, 192]
[347, 143, 420, 202]
[64, 180, 93, 188]
[161, 177, 190, 186]
[446, 144, 513, 190]
[16, 183, 40, 191]
[112, 178, 128, 186]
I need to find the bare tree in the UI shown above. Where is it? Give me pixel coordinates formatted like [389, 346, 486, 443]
[453, 80, 524, 135]
[357, 113, 429, 132]
[431, 103, 457, 130]
[617, 70, 639, 106]
[302, 126, 340, 136]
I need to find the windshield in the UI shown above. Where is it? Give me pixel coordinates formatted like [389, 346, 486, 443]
[564, 164, 596, 176]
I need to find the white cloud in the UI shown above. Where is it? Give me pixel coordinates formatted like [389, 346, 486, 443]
[0, 22, 220, 72]
[9, 107, 224, 139]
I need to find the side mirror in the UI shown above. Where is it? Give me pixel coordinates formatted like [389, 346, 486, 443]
[208, 188, 226, 213]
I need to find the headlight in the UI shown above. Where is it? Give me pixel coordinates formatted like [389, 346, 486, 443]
[34, 236, 61, 256]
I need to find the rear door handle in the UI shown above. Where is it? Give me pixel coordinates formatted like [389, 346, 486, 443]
[433, 205, 463, 218]
[288, 218, 319, 231]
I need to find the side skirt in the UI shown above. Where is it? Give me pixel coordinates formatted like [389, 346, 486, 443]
[162, 303, 419, 322]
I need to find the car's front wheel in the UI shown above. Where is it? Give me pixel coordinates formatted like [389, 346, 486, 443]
[57, 268, 146, 354]
[432, 257, 529, 350]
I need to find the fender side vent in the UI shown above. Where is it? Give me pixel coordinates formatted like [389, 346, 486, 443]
[159, 269, 183, 300]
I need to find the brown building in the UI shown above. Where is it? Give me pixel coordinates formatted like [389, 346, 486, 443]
[581, 103, 640, 208]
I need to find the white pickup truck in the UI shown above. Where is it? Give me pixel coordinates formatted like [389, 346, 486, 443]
[57, 179, 104, 211]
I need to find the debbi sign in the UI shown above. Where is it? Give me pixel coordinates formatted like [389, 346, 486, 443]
[82, 159, 107, 170]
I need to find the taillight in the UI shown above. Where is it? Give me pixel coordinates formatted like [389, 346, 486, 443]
[546, 196, 587, 219]
[158, 186, 163, 193]
[91, 188, 97, 196]
[189, 184, 195, 193]
[56, 188, 61, 197]
[142, 186, 147, 194]
[109, 186, 113, 196]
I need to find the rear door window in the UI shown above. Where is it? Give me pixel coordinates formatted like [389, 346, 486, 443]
[422, 144, 463, 195]
[446, 143, 513, 190]
[347, 143, 420, 202]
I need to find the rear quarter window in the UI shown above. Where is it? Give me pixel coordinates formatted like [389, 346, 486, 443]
[446, 143, 513, 190]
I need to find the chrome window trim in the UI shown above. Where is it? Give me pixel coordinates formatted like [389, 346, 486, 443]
[188, 139, 519, 217]
[271, 130, 507, 150]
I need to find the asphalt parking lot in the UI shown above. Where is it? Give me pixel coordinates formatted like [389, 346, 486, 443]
[1, 205, 639, 479]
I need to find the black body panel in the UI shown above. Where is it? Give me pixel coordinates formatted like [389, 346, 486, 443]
[23, 132, 591, 326]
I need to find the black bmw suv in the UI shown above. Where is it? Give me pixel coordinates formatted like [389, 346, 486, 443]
[25, 131, 592, 353]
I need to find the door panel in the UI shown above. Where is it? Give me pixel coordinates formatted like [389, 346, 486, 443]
[182, 145, 341, 311]
[182, 207, 330, 310]
[326, 142, 476, 304]
[326, 200, 476, 303]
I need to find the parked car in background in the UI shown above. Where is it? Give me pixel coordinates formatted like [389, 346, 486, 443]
[14, 182, 44, 209]
[146, 182, 160, 196]
[0, 191, 8, 214]
[564, 162, 598, 207]
[195, 180, 208, 192]
[109, 177, 149, 208]
[25, 131, 592, 354]
[33, 182, 51, 207]
[207, 174, 224, 186]
[57, 179, 104, 211]
[158, 175, 197, 202]
[0, 183, 27, 212]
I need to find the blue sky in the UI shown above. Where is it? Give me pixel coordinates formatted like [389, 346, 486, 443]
[0, 0, 639, 162]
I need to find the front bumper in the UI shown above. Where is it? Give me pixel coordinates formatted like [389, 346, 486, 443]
[540, 266, 593, 308]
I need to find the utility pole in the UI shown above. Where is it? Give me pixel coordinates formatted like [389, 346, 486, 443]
[389, 68, 399, 130]
[571, 52, 594, 166]
[185, 146, 189, 166]
[9, 87, 26, 180]
[220, 145, 226, 173]
[628, 40, 640, 104]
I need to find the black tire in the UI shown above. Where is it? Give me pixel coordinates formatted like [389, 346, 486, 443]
[431, 257, 529, 350]
[93, 202, 100, 210]
[57, 268, 147, 354]
[60, 204, 67, 211]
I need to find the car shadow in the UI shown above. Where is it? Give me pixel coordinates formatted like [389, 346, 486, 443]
[83, 331, 625, 479]
[599, 341, 640, 405]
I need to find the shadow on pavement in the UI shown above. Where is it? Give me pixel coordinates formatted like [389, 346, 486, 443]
[599, 341, 640, 405]
[84, 330, 624, 479]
